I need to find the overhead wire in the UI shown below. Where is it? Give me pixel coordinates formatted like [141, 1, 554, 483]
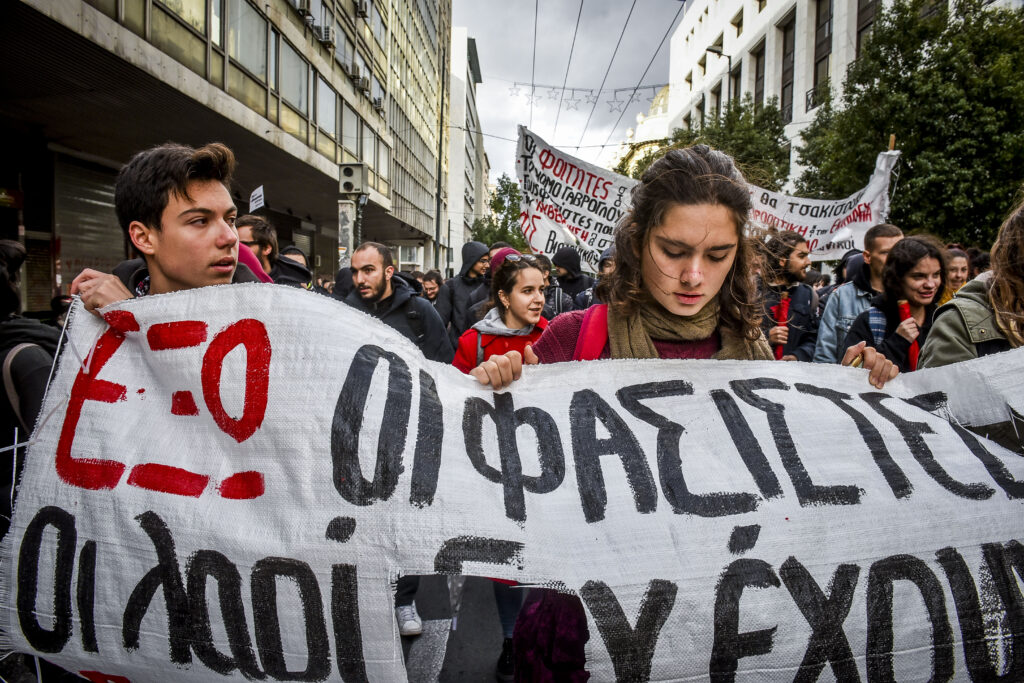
[600, 1, 687, 151]
[552, 0, 586, 138]
[575, 0, 638, 150]
[530, 0, 539, 129]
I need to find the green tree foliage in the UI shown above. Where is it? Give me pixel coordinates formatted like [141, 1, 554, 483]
[796, 0, 1024, 247]
[615, 95, 791, 190]
[468, 173, 529, 251]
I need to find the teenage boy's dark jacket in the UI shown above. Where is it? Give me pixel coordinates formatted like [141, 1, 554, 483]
[844, 294, 935, 373]
[435, 241, 489, 346]
[759, 280, 819, 361]
[112, 258, 261, 292]
[345, 273, 454, 363]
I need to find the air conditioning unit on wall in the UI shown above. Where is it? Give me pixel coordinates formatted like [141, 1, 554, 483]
[294, 0, 311, 16]
[356, 0, 369, 18]
[313, 25, 336, 48]
[357, 76, 370, 93]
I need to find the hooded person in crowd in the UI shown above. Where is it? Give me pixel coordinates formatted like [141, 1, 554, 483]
[922, 196, 1023, 370]
[759, 230, 818, 361]
[843, 235, 946, 373]
[0, 240, 61, 541]
[574, 246, 615, 309]
[551, 246, 595, 302]
[814, 223, 903, 363]
[435, 240, 490, 346]
[272, 245, 326, 293]
[535, 253, 574, 319]
[468, 145, 898, 678]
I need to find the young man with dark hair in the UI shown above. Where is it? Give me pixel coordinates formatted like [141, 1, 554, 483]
[421, 270, 443, 304]
[814, 223, 904, 363]
[759, 231, 817, 361]
[71, 142, 259, 310]
[237, 214, 278, 275]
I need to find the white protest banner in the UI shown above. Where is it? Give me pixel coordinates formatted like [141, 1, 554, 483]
[2, 285, 1023, 682]
[517, 126, 637, 272]
[517, 126, 901, 266]
[249, 185, 265, 213]
[747, 151, 901, 261]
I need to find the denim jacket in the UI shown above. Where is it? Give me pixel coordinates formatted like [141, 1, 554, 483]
[813, 271, 875, 363]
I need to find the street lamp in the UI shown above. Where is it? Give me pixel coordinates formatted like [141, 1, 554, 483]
[704, 45, 733, 108]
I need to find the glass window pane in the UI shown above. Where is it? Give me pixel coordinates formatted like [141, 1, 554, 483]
[280, 40, 308, 115]
[269, 30, 277, 90]
[160, 0, 205, 33]
[377, 143, 389, 181]
[342, 104, 359, 154]
[362, 126, 375, 167]
[211, 0, 222, 45]
[317, 77, 336, 136]
[227, 0, 267, 81]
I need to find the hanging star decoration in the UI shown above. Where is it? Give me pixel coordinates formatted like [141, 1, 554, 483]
[608, 99, 625, 112]
[509, 84, 521, 96]
[565, 97, 580, 110]
[585, 91, 599, 105]
[549, 88, 560, 100]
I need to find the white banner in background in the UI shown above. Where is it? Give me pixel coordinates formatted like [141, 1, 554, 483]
[1, 285, 1022, 682]
[517, 126, 900, 267]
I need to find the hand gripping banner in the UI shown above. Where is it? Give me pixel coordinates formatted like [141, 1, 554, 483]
[516, 126, 900, 267]
[1, 285, 1022, 681]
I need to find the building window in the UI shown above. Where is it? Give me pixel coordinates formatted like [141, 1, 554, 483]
[779, 17, 796, 123]
[211, 0, 222, 46]
[335, 22, 354, 67]
[227, 0, 267, 81]
[362, 127, 376, 168]
[317, 77, 336, 137]
[685, 71, 692, 92]
[711, 83, 722, 119]
[856, 0, 879, 57]
[730, 65, 741, 103]
[751, 43, 765, 109]
[269, 29, 277, 90]
[371, 2, 386, 47]
[280, 40, 308, 115]
[731, 9, 743, 37]
[378, 142, 390, 181]
[757, 0, 767, 12]
[814, 0, 832, 88]
[342, 104, 359, 155]
[159, 0, 205, 33]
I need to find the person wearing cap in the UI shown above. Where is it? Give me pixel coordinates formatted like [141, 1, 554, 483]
[574, 246, 615, 309]
[551, 246, 595, 302]
[435, 240, 490, 346]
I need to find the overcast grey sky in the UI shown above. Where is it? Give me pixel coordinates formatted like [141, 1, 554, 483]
[452, 0, 686, 185]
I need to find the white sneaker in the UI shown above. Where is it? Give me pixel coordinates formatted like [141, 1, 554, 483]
[396, 602, 423, 636]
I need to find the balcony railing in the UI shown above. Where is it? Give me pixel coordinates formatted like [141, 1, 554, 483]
[805, 83, 830, 112]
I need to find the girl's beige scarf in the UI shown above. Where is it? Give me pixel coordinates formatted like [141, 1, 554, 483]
[606, 298, 772, 360]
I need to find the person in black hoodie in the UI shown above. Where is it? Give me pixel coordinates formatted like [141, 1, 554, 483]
[345, 241, 453, 364]
[435, 240, 490, 346]
[551, 246, 595, 302]
[0, 240, 61, 542]
[843, 235, 946, 373]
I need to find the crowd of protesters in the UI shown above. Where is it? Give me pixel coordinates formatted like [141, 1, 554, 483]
[0, 139, 1020, 682]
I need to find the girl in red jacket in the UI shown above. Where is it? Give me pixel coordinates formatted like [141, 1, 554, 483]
[452, 247, 548, 375]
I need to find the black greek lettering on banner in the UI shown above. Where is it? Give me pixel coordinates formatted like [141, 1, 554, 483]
[580, 579, 678, 682]
[731, 379, 862, 506]
[569, 389, 657, 523]
[616, 380, 760, 517]
[710, 390, 784, 500]
[17, 505, 77, 653]
[77, 540, 99, 653]
[250, 557, 331, 681]
[186, 549, 264, 678]
[331, 345, 412, 506]
[778, 556, 861, 682]
[410, 369, 444, 507]
[122, 511, 191, 664]
[861, 391, 994, 500]
[795, 383, 912, 499]
[710, 557, 781, 682]
[866, 554, 954, 682]
[461, 392, 564, 523]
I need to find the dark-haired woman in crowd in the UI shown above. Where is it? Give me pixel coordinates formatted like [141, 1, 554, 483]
[842, 235, 946, 372]
[0, 241, 61, 540]
[470, 145, 898, 678]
